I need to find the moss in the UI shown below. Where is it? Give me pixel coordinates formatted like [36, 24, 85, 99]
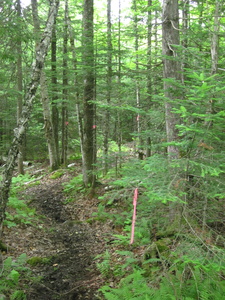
[144, 238, 171, 261]
[27, 256, 52, 266]
[142, 238, 172, 277]
[49, 170, 64, 179]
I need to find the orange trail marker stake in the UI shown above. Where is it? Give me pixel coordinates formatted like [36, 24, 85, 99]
[130, 188, 138, 245]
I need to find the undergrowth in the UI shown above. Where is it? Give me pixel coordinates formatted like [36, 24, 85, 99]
[3, 175, 38, 228]
[0, 253, 29, 300]
[96, 154, 225, 299]
[4, 196, 36, 228]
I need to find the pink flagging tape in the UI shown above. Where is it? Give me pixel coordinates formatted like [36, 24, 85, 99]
[130, 188, 138, 245]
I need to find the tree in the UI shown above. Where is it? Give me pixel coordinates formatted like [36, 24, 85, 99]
[51, 19, 60, 166]
[61, 0, 69, 166]
[16, 0, 24, 174]
[31, 0, 59, 171]
[102, 0, 112, 175]
[162, 0, 181, 158]
[82, 0, 96, 187]
[0, 0, 59, 236]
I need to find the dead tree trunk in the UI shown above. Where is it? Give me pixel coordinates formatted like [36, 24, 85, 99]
[0, 0, 59, 236]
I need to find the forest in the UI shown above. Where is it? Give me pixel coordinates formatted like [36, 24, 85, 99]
[1, 0, 225, 299]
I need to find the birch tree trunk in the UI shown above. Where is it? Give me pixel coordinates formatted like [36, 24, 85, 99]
[0, 0, 59, 236]
[162, 0, 181, 158]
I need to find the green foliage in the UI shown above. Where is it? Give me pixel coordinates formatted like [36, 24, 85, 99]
[95, 250, 112, 278]
[4, 175, 38, 228]
[0, 253, 28, 299]
[62, 174, 84, 200]
[49, 169, 65, 179]
[4, 196, 36, 228]
[100, 270, 154, 299]
[27, 256, 52, 266]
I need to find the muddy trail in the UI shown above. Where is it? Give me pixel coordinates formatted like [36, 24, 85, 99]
[3, 170, 109, 300]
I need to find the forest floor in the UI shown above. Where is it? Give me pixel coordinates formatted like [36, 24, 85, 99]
[2, 162, 115, 299]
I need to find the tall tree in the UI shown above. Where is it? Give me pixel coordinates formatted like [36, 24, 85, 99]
[16, 0, 24, 174]
[146, 0, 153, 157]
[31, 0, 59, 171]
[162, 0, 181, 158]
[0, 0, 59, 236]
[103, 0, 112, 174]
[51, 21, 60, 165]
[61, 0, 69, 166]
[82, 0, 96, 187]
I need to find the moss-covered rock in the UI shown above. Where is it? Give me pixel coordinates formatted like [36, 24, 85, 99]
[27, 256, 52, 266]
[49, 170, 64, 179]
[142, 238, 172, 277]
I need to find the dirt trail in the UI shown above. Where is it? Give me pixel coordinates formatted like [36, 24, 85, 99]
[3, 171, 107, 299]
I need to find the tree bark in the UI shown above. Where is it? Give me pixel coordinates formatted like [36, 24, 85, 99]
[16, 0, 24, 175]
[103, 0, 112, 174]
[146, 0, 152, 158]
[162, 0, 181, 158]
[61, 0, 69, 166]
[82, 0, 96, 187]
[51, 22, 60, 165]
[31, 0, 59, 171]
[0, 0, 59, 236]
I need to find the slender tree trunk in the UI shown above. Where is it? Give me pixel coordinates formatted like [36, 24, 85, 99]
[206, 0, 221, 127]
[103, 0, 112, 174]
[51, 23, 60, 165]
[181, 0, 189, 84]
[162, 0, 181, 158]
[211, 0, 220, 76]
[82, 0, 96, 187]
[31, 0, 59, 171]
[146, 0, 152, 158]
[116, 0, 122, 171]
[67, 16, 83, 163]
[133, 0, 144, 160]
[61, 0, 69, 166]
[16, 0, 24, 174]
[0, 0, 59, 236]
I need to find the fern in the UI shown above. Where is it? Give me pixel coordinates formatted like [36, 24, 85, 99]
[100, 270, 154, 300]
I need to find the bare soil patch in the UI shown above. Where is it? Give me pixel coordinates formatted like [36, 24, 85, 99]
[2, 166, 109, 299]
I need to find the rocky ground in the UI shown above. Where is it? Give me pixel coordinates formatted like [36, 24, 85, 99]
[2, 164, 113, 299]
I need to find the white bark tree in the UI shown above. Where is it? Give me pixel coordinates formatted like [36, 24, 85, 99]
[0, 0, 59, 235]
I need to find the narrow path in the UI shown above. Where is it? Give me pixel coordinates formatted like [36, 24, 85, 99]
[4, 172, 106, 299]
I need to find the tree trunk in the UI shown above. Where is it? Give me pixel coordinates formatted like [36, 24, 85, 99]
[0, 0, 59, 236]
[133, 0, 144, 160]
[116, 0, 122, 171]
[61, 0, 69, 166]
[51, 23, 60, 165]
[82, 0, 96, 187]
[31, 0, 59, 171]
[211, 0, 220, 76]
[103, 0, 112, 175]
[146, 0, 152, 158]
[162, 0, 181, 158]
[16, 0, 24, 175]
[67, 16, 83, 163]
